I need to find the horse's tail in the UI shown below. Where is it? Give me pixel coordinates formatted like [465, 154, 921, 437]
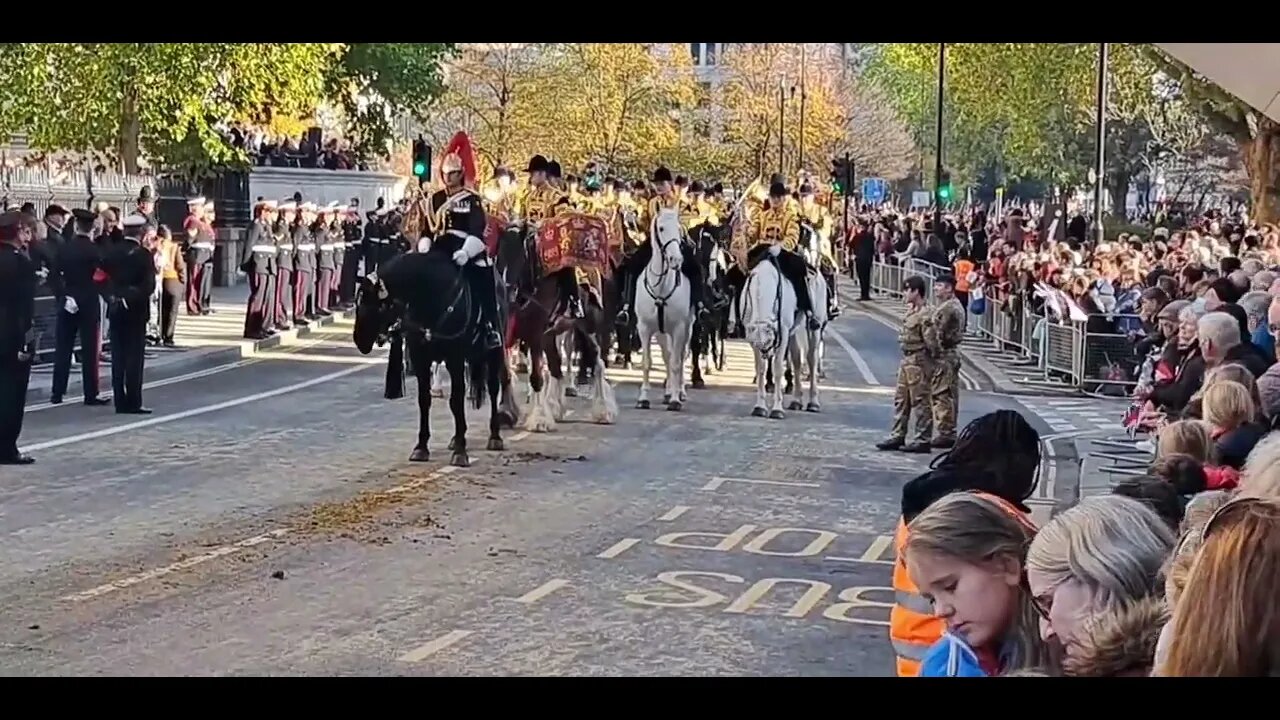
[468, 355, 487, 410]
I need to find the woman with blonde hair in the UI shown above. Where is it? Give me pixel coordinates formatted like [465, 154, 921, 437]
[1160, 497, 1280, 676]
[1155, 419, 1213, 463]
[1025, 495, 1175, 676]
[1184, 362, 1263, 421]
[1201, 380, 1266, 469]
[903, 491, 1051, 676]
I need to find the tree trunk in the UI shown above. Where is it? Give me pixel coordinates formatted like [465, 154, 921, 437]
[117, 87, 141, 175]
[1245, 114, 1280, 224]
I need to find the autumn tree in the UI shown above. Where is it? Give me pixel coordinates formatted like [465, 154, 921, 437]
[718, 44, 916, 183]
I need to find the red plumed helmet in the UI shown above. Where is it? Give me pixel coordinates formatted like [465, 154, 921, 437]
[440, 131, 477, 188]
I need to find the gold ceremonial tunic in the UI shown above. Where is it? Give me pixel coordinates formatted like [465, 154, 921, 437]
[748, 203, 801, 253]
[515, 184, 568, 224]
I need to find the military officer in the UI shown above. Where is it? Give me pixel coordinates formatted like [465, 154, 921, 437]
[183, 196, 215, 315]
[273, 201, 299, 330]
[429, 146, 503, 350]
[339, 199, 363, 308]
[240, 199, 278, 340]
[926, 274, 966, 448]
[363, 198, 387, 275]
[314, 203, 337, 317]
[104, 214, 158, 415]
[328, 203, 347, 311]
[0, 211, 38, 464]
[293, 202, 318, 323]
[616, 166, 709, 326]
[798, 183, 841, 319]
[745, 181, 820, 330]
[876, 275, 933, 452]
[48, 208, 109, 405]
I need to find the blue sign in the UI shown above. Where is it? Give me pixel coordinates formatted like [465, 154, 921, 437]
[862, 177, 887, 204]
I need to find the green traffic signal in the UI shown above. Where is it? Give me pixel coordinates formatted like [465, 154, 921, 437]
[938, 186, 951, 201]
[413, 161, 426, 176]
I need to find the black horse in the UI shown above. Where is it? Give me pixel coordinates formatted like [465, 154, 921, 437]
[352, 251, 505, 467]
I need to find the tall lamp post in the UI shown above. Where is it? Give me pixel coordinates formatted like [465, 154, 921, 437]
[932, 42, 946, 234]
[1093, 42, 1109, 244]
[777, 77, 786, 176]
[798, 44, 807, 176]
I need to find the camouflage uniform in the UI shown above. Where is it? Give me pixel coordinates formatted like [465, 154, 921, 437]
[886, 304, 933, 448]
[926, 296, 967, 443]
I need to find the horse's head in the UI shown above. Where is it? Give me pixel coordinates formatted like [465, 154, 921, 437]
[352, 272, 396, 355]
[651, 208, 684, 262]
[496, 225, 530, 290]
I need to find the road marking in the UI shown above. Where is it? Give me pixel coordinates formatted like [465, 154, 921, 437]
[826, 326, 879, 386]
[20, 364, 373, 453]
[701, 475, 821, 491]
[60, 528, 291, 602]
[657, 505, 691, 522]
[846, 307, 978, 390]
[512, 578, 569, 604]
[858, 534, 894, 563]
[397, 630, 473, 663]
[597, 538, 641, 559]
[24, 326, 352, 413]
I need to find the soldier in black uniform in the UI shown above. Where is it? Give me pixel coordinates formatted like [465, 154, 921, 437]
[273, 200, 298, 331]
[339, 199, 363, 308]
[104, 215, 157, 414]
[363, 199, 386, 275]
[0, 211, 38, 464]
[430, 150, 503, 350]
[240, 199, 278, 340]
[49, 208, 109, 405]
[292, 203, 318, 323]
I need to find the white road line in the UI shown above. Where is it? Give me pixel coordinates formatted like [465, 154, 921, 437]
[60, 528, 291, 602]
[859, 534, 894, 563]
[827, 326, 879, 386]
[826, 554, 893, 566]
[24, 327, 350, 413]
[597, 538, 641, 559]
[701, 475, 821, 491]
[512, 578, 569, 604]
[397, 630, 473, 663]
[20, 364, 373, 453]
[657, 505, 691, 522]
[847, 309, 978, 389]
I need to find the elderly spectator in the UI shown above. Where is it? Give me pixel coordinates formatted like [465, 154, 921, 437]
[1148, 304, 1207, 413]
[1200, 311, 1269, 377]
[1241, 290, 1275, 359]
[1256, 296, 1280, 421]
[1251, 269, 1277, 291]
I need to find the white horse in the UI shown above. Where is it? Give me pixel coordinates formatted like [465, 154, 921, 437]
[634, 207, 693, 411]
[786, 265, 828, 413]
[741, 246, 797, 419]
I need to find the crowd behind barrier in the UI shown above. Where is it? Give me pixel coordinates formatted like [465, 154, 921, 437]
[869, 258, 1144, 397]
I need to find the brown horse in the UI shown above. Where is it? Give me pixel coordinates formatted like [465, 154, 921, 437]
[496, 224, 617, 432]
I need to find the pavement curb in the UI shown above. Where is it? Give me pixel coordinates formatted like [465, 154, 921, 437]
[25, 311, 353, 404]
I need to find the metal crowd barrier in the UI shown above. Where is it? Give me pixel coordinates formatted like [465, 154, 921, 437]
[870, 259, 1143, 397]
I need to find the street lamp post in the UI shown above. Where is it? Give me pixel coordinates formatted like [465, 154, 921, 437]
[798, 45, 807, 176]
[933, 42, 946, 234]
[778, 77, 786, 176]
[1093, 42, 1109, 244]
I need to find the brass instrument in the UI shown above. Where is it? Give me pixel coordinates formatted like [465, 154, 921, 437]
[399, 183, 432, 247]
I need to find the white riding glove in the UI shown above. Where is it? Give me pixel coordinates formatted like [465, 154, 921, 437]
[418, 237, 432, 253]
[767, 244, 782, 257]
[452, 249, 469, 266]
[64, 296, 79, 314]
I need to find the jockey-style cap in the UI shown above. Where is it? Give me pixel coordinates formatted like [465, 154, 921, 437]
[526, 154, 550, 173]
[494, 166, 514, 180]
[612, 179, 628, 191]
[799, 183, 815, 195]
[769, 173, 786, 186]
[674, 174, 688, 187]
[768, 181, 788, 198]
[651, 166, 673, 183]
[71, 208, 96, 223]
[547, 160, 563, 178]
[689, 180, 705, 193]
[632, 179, 647, 190]
[711, 182, 724, 194]
[565, 173, 579, 184]
[186, 195, 206, 206]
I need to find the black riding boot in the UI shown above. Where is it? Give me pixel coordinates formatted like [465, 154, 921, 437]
[559, 269, 584, 319]
[617, 245, 650, 325]
[680, 246, 710, 323]
[781, 253, 819, 330]
[822, 266, 841, 318]
[468, 264, 503, 350]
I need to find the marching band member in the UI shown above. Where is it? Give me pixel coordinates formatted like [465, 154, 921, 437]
[798, 183, 841, 319]
[748, 181, 820, 330]
[515, 154, 578, 318]
[615, 166, 709, 326]
[428, 132, 503, 350]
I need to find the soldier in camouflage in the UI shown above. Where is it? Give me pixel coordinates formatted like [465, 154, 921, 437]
[876, 275, 933, 453]
[926, 274, 967, 448]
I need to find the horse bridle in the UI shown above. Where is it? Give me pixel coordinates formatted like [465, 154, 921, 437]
[643, 215, 683, 306]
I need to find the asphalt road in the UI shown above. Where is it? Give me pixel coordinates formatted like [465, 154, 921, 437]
[0, 300, 1042, 676]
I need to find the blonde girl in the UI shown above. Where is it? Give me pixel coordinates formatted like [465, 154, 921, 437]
[1155, 419, 1213, 463]
[903, 491, 1050, 676]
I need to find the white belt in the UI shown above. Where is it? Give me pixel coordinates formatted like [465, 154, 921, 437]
[319, 244, 335, 251]
[374, 238, 391, 244]
[334, 242, 347, 249]
[251, 245, 276, 253]
[296, 243, 316, 251]
[191, 242, 215, 250]
[278, 245, 295, 252]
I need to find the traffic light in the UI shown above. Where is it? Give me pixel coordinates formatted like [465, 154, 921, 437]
[412, 138, 432, 181]
[830, 157, 852, 194]
[937, 170, 953, 203]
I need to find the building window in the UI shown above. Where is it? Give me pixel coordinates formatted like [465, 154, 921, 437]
[705, 43, 717, 66]
[690, 43, 701, 65]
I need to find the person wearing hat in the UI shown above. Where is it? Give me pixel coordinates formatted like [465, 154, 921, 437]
[273, 201, 300, 331]
[0, 210, 39, 464]
[546, 160, 565, 192]
[292, 202, 319, 324]
[926, 273, 966, 448]
[136, 186, 156, 225]
[363, 197, 387, 276]
[424, 134, 503, 350]
[798, 182, 841, 319]
[313, 203, 338, 318]
[239, 199, 279, 340]
[183, 196, 215, 316]
[747, 180, 820, 330]
[683, 180, 719, 229]
[102, 213, 157, 415]
[339, 198, 363, 309]
[47, 207, 109, 406]
[615, 166, 709, 326]
[326, 203, 347, 312]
